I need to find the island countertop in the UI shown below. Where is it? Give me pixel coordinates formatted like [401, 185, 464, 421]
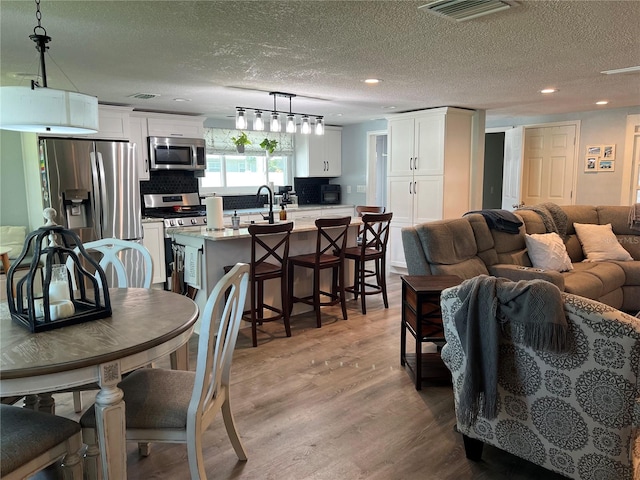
[166, 213, 361, 329]
[166, 216, 361, 242]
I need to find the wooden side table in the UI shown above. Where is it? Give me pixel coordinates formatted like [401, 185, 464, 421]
[401, 275, 461, 390]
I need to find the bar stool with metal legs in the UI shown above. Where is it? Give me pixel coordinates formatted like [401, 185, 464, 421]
[288, 216, 351, 328]
[344, 212, 393, 314]
[225, 222, 293, 347]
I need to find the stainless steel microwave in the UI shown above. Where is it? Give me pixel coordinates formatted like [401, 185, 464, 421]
[148, 136, 206, 172]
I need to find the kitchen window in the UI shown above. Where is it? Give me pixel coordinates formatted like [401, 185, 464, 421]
[200, 153, 289, 190]
[200, 128, 293, 195]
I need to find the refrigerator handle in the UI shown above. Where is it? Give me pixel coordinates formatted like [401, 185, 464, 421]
[89, 151, 103, 238]
[96, 151, 109, 239]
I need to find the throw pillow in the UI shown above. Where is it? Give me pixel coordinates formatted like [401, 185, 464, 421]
[573, 223, 633, 262]
[524, 232, 573, 272]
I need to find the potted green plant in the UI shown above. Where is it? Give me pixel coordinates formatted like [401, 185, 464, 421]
[260, 138, 278, 155]
[231, 132, 251, 153]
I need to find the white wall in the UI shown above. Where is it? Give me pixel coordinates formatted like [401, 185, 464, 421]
[487, 106, 640, 205]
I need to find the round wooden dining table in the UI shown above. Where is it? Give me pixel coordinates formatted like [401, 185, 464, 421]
[0, 288, 199, 480]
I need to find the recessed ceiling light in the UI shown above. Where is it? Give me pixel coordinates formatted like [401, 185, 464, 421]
[364, 78, 381, 84]
[173, 98, 192, 102]
[596, 100, 609, 105]
[382, 106, 397, 110]
[540, 88, 557, 94]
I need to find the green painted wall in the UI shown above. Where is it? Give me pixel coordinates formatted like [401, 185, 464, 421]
[0, 130, 29, 227]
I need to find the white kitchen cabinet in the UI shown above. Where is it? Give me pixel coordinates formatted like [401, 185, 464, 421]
[295, 126, 342, 177]
[146, 115, 205, 138]
[129, 114, 150, 181]
[386, 107, 476, 270]
[66, 105, 132, 140]
[142, 221, 166, 285]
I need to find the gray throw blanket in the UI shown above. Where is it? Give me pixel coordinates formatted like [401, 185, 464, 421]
[452, 275, 567, 427]
[465, 209, 523, 234]
[520, 202, 568, 240]
[629, 204, 640, 232]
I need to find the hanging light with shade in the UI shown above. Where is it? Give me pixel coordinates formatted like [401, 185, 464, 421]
[315, 117, 325, 135]
[0, 0, 99, 134]
[253, 110, 264, 131]
[300, 115, 311, 134]
[235, 108, 247, 130]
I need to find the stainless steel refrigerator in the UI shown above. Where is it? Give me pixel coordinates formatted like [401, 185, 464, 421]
[39, 137, 145, 286]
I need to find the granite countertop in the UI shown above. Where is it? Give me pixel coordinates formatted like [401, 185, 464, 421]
[166, 216, 361, 242]
[222, 204, 353, 215]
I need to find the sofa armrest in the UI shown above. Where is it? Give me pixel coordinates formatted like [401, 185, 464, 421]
[401, 226, 431, 275]
[488, 263, 565, 291]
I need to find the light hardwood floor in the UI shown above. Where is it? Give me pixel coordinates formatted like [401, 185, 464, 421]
[42, 273, 567, 480]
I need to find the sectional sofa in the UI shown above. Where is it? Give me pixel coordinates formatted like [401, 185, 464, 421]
[401, 205, 640, 313]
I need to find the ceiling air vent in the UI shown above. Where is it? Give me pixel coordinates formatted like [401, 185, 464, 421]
[419, 0, 517, 21]
[128, 93, 160, 100]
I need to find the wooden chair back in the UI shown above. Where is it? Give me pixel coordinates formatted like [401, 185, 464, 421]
[314, 216, 352, 260]
[248, 222, 294, 277]
[360, 212, 393, 254]
[356, 205, 386, 216]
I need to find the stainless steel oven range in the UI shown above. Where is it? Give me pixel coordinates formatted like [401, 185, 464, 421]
[143, 193, 206, 290]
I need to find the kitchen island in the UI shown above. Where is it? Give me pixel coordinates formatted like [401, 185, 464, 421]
[167, 214, 361, 332]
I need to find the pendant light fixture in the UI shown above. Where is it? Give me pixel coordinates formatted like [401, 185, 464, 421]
[235, 108, 247, 129]
[300, 115, 311, 135]
[0, 0, 98, 134]
[236, 92, 324, 135]
[253, 110, 264, 131]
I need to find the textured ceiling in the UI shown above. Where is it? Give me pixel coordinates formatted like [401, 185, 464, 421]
[1, 1, 639, 125]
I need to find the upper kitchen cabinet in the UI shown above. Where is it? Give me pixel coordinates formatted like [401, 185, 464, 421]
[72, 105, 132, 140]
[129, 113, 206, 180]
[129, 114, 150, 181]
[146, 114, 205, 138]
[295, 126, 342, 177]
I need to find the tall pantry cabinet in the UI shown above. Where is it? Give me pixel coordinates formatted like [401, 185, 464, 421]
[387, 107, 476, 271]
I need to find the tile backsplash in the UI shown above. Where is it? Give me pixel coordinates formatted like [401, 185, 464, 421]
[140, 171, 199, 195]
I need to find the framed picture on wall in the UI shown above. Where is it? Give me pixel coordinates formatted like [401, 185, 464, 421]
[598, 159, 615, 171]
[587, 145, 602, 156]
[585, 156, 598, 172]
[603, 144, 616, 160]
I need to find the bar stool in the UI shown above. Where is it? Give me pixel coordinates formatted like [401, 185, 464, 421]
[355, 206, 386, 279]
[225, 222, 293, 347]
[344, 212, 393, 314]
[356, 205, 386, 216]
[288, 216, 351, 328]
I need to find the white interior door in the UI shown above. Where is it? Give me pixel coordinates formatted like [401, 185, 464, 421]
[621, 114, 640, 204]
[522, 124, 576, 206]
[501, 127, 524, 210]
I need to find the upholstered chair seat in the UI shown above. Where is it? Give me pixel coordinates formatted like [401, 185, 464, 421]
[1, 404, 83, 479]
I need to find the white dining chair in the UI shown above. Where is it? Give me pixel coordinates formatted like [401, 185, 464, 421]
[0, 404, 83, 480]
[80, 262, 250, 480]
[65, 238, 154, 412]
[66, 237, 153, 291]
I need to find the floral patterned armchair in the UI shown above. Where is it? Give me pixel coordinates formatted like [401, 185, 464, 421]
[441, 287, 640, 480]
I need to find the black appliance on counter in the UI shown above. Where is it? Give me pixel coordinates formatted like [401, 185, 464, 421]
[320, 184, 341, 204]
[277, 186, 293, 204]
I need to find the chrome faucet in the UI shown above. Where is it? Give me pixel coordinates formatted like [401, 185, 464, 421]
[256, 184, 274, 224]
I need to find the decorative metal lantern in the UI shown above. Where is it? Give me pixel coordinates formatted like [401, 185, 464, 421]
[6, 208, 111, 332]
